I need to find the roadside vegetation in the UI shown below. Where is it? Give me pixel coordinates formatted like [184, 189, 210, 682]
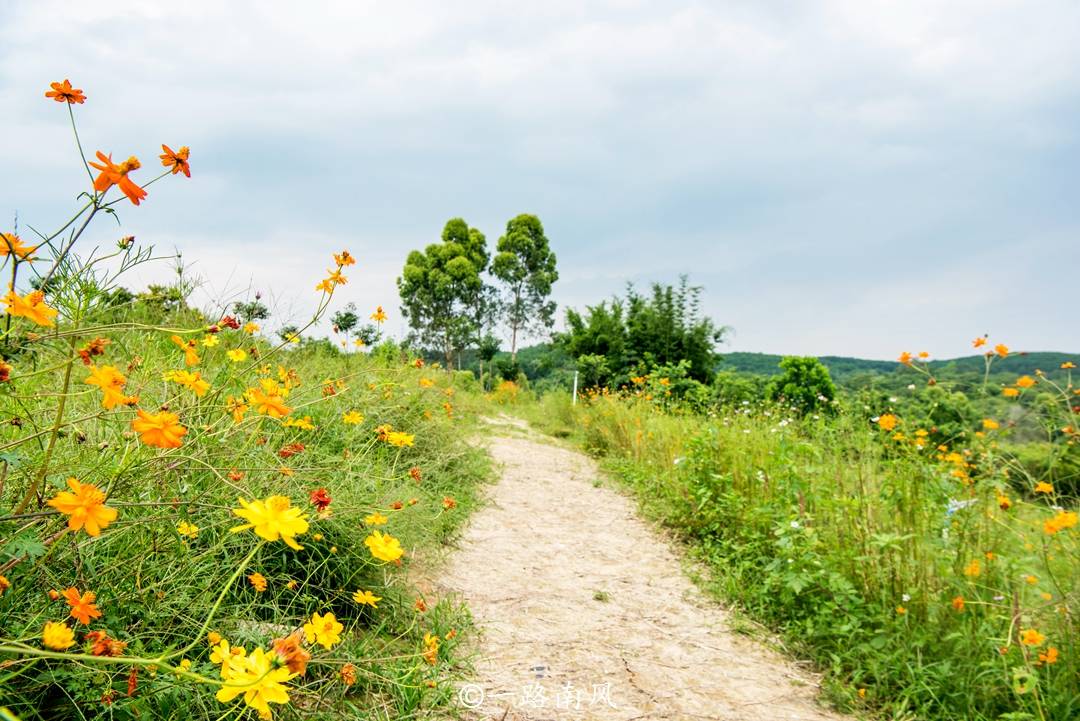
[0, 81, 489, 720]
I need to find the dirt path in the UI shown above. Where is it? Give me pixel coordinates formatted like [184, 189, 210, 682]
[434, 418, 849, 721]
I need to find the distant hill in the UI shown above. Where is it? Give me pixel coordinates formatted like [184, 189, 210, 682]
[717, 351, 1078, 382]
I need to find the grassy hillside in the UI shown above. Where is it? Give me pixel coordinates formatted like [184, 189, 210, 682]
[718, 350, 1078, 383]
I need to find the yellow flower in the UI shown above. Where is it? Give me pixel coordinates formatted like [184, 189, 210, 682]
[303, 611, 343, 650]
[1002, 387, 1020, 398]
[243, 322, 259, 334]
[210, 638, 246, 676]
[1043, 510, 1078, 536]
[231, 496, 309, 550]
[982, 419, 999, 430]
[47, 478, 118, 536]
[418, 378, 434, 388]
[202, 334, 220, 347]
[895, 605, 906, 615]
[1015, 375, 1036, 389]
[164, 369, 211, 396]
[248, 572, 268, 592]
[352, 589, 381, 608]
[177, 521, 199, 538]
[364, 512, 388, 526]
[0, 575, 9, 594]
[1034, 482, 1054, 494]
[364, 530, 404, 562]
[42, 621, 75, 650]
[1020, 628, 1045, 647]
[963, 559, 981, 578]
[3, 288, 58, 327]
[876, 414, 898, 431]
[333, 250, 355, 267]
[370, 306, 387, 323]
[1024, 575, 1038, 585]
[342, 411, 364, 425]
[1060, 361, 1075, 369]
[282, 416, 314, 430]
[215, 646, 293, 718]
[385, 431, 415, 448]
[227, 349, 248, 362]
[208, 632, 222, 645]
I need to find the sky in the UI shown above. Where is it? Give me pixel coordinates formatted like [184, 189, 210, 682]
[1, 0, 1078, 360]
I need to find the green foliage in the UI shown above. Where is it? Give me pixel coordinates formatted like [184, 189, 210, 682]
[331, 302, 359, 335]
[767, 356, 837, 414]
[560, 277, 725, 387]
[490, 214, 558, 358]
[513, 392, 1080, 721]
[232, 298, 269, 323]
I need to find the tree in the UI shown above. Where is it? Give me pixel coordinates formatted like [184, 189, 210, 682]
[477, 334, 500, 391]
[557, 277, 725, 385]
[233, 297, 269, 324]
[331, 302, 359, 342]
[491, 214, 558, 361]
[767, 356, 837, 414]
[397, 218, 488, 369]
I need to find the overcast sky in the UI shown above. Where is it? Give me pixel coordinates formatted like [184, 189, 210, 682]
[2, 1, 1077, 359]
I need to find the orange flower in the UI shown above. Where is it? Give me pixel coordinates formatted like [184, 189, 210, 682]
[89, 152, 147, 205]
[876, 414, 899, 431]
[248, 572, 268, 592]
[442, 496, 457, 510]
[159, 145, 191, 177]
[131, 409, 188, 448]
[898, 351, 913, 366]
[972, 337, 987, 348]
[170, 335, 200, 366]
[63, 587, 102, 625]
[333, 250, 356, 267]
[1062, 361, 1076, 370]
[340, 663, 357, 686]
[0, 360, 10, 383]
[994, 344, 1009, 358]
[249, 389, 291, 418]
[1043, 510, 1078, 535]
[45, 79, 86, 104]
[271, 632, 310, 676]
[85, 630, 126, 657]
[1002, 387, 1020, 398]
[3, 288, 58, 327]
[47, 478, 118, 536]
[0, 232, 38, 260]
[1038, 647, 1059, 665]
[951, 596, 965, 612]
[1020, 628, 1045, 647]
[1015, 375, 1036, 389]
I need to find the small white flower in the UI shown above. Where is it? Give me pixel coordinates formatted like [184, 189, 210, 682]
[790, 521, 800, 529]
[907, 384, 916, 390]
[902, 593, 911, 602]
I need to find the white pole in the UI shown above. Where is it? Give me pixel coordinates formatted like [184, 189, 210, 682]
[572, 370, 579, 406]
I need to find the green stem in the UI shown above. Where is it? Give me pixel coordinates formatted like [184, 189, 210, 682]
[155, 542, 262, 662]
[12, 335, 77, 515]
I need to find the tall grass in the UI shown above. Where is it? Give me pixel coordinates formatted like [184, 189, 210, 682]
[522, 391, 1078, 720]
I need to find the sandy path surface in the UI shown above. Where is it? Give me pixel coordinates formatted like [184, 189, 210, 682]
[434, 418, 849, 721]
